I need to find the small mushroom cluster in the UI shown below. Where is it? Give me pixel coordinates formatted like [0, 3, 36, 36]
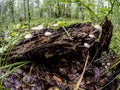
[82, 24, 102, 49]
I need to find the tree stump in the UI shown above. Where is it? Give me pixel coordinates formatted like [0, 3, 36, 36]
[8, 18, 113, 65]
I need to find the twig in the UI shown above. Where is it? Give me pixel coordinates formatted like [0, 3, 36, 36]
[62, 26, 72, 40]
[101, 0, 116, 25]
[79, 0, 99, 21]
[74, 53, 89, 90]
[100, 73, 120, 90]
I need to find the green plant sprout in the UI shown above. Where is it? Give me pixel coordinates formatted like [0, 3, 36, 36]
[57, 21, 72, 40]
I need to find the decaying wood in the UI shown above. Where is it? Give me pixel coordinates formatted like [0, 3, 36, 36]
[100, 17, 113, 51]
[7, 18, 113, 65]
[88, 17, 113, 62]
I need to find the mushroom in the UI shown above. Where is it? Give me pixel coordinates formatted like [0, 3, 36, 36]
[94, 25, 102, 31]
[84, 43, 90, 48]
[44, 31, 52, 36]
[24, 34, 33, 39]
[89, 33, 96, 38]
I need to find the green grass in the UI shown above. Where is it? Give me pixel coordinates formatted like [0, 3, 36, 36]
[0, 61, 30, 79]
[110, 30, 120, 55]
[110, 28, 120, 89]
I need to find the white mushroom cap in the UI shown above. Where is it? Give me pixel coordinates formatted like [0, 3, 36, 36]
[24, 34, 33, 39]
[31, 27, 42, 31]
[44, 31, 52, 36]
[105, 65, 108, 69]
[107, 63, 110, 66]
[31, 24, 44, 31]
[84, 43, 90, 48]
[94, 25, 102, 31]
[52, 23, 59, 27]
[89, 34, 95, 38]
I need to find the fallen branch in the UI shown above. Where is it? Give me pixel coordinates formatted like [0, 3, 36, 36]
[74, 52, 89, 90]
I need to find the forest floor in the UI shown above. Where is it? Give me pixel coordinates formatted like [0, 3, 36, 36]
[1, 52, 119, 90]
[0, 19, 120, 90]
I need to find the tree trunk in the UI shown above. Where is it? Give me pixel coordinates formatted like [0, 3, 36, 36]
[23, 0, 26, 21]
[27, 0, 31, 29]
[11, 0, 15, 23]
